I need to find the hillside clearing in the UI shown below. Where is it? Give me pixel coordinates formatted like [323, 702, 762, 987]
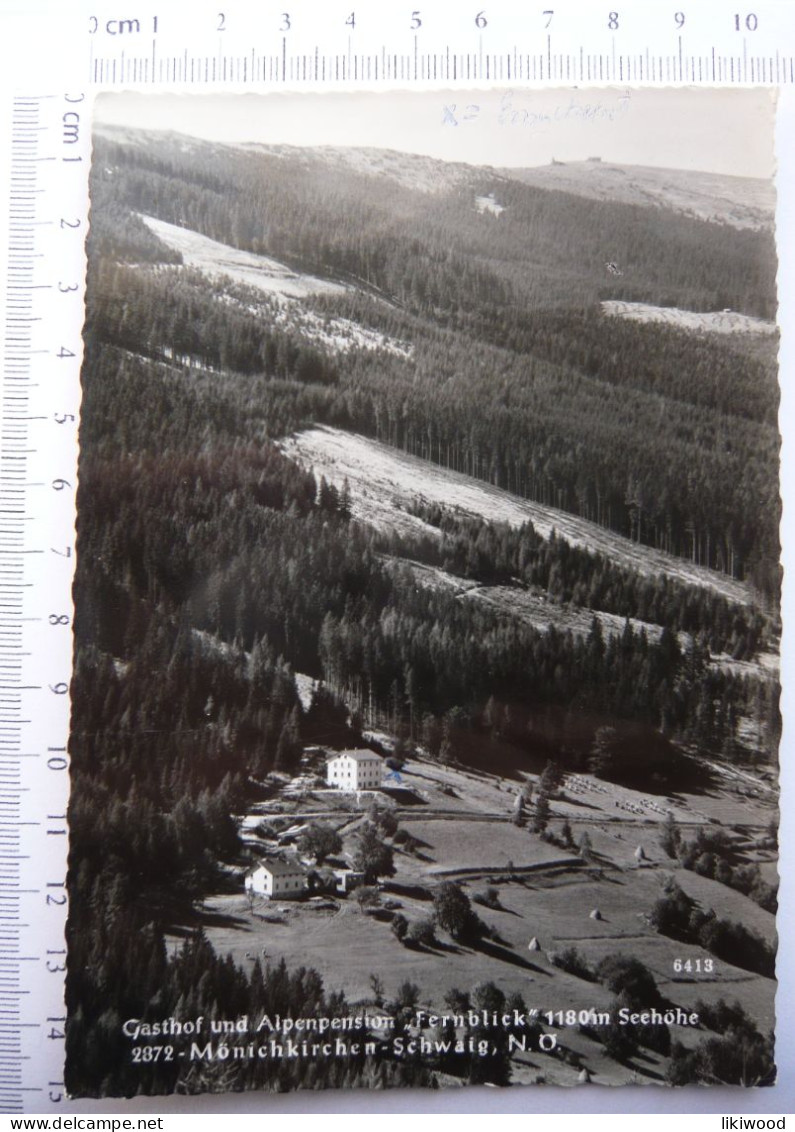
[138, 216, 413, 357]
[394, 560, 668, 641]
[281, 426, 755, 606]
[139, 214, 346, 299]
[386, 560, 776, 684]
[602, 300, 776, 335]
[475, 193, 505, 217]
[389, 817, 571, 875]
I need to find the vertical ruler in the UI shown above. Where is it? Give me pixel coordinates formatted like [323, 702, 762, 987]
[0, 91, 86, 1113]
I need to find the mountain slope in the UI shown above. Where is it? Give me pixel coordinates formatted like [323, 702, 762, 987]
[88, 126, 780, 596]
[501, 160, 774, 230]
[94, 126, 777, 318]
[280, 425, 755, 606]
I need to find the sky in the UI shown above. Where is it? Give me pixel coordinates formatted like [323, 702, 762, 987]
[94, 88, 776, 178]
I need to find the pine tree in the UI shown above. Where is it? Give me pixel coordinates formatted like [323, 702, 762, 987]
[532, 790, 551, 834]
[660, 811, 681, 859]
[274, 705, 302, 773]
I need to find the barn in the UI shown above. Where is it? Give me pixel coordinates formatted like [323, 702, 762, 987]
[326, 749, 385, 792]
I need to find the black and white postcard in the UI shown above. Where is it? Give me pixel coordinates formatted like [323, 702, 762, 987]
[66, 88, 780, 1097]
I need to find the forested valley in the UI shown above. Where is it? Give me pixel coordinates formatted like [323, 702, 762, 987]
[65, 126, 781, 1096]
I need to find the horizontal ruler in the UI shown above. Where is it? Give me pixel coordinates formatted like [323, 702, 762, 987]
[78, 0, 795, 87]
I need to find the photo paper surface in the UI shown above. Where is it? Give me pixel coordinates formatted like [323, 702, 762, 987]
[66, 88, 780, 1097]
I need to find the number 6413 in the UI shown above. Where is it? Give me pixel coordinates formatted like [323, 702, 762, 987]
[673, 957, 714, 974]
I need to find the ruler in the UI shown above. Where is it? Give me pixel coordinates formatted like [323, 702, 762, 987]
[1, 0, 794, 1115]
[5, 0, 795, 88]
[87, 1, 795, 88]
[0, 90, 86, 1113]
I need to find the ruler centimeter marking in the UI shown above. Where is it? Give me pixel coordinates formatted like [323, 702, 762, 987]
[1, 95, 39, 1117]
[78, 2, 795, 87]
[88, 40, 795, 87]
[1, 0, 795, 1113]
[0, 91, 85, 1114]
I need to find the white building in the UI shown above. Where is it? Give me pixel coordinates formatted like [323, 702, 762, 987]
[331, 867, 365, 895]
[326, 749, 385, 792]
[245, 858, 306, 900]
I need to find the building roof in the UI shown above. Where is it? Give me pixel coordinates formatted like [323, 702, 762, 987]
[251, 858, 305, 878]
[327, 749, 385, 763]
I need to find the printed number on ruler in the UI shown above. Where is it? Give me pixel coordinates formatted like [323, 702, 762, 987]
[82, 2, 795, 85]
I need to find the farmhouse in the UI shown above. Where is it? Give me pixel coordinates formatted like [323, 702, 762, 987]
[245, 858, 306, 900]
[326, 749, 385, 791]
